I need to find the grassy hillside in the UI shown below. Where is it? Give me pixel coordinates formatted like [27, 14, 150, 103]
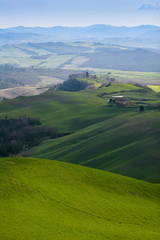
[0, 157, 160, 240]
[148, 85, 160, 92]
[31, 111, 160, 183]
[0, 83, 159, 131]
[0, 83, 146, 132]
[63, 67, 160, 85]
[0, 84, 159, 182]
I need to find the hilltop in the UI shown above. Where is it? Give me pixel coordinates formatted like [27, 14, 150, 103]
[0, 157, 160, 240]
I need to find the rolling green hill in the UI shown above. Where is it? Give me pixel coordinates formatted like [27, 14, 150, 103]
[0, 83, 146, 132]
[30, 111, 160, 183]
[0, 157, 160, 240]
[0, 84, 159, 182]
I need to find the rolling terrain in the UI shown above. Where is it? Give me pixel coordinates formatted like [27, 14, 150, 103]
[0, 65, 80, 88]
[0, 86, 48, 100]
[0, 25, 160, 48]
[0, 41, 159, 101]
[0, 157, 160, 240]
[0, 83, 159, 182]
[0, 44, 159, 240]
[0, 22, 160, 240]
[0, 83, 147, 131]
[31, 111, 160, 183]
[0, 42, 88, 68]
[0, 42, 160, 72]
[80, 49, 160, 72]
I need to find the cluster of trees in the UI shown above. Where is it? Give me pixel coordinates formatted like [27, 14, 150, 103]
[0, 64, 80, 89]
[56, 78, 94, 92]
[0, 117, 58, 157]
[0, 78, 24, 89]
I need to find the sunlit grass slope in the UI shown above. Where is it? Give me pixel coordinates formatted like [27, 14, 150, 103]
[0, 157, 160, 240]
[32, 111, 160, 182]
[148, 85, 160, 92]
[0, 84, 159, 182]
[0, 84, 137, 131]
[0, 83, 157, 132]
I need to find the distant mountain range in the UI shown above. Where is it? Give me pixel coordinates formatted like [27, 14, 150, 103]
[0, 25, 160, 48]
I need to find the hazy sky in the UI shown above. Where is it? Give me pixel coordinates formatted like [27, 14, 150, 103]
[0, 0, 160, 28]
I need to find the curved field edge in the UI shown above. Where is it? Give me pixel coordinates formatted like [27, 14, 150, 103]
[30, 111, 160, 183]
[0, 83, 155, 133]
[0, 157, 160, 240]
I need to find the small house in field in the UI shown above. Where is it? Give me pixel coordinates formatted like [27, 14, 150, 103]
[108, 96, 135, 106]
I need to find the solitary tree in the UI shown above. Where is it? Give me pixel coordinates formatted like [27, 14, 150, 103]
[139, 105, 144, 112]
[86, 71, 89, 78]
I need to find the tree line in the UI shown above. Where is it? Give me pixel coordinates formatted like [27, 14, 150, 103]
[0, 64, 81, 89]
[0, 117, 58, 157]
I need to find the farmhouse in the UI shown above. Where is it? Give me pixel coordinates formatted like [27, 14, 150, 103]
[108, 96, 135, 106]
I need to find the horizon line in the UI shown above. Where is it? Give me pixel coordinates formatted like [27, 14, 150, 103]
[1, 24, 160, 29]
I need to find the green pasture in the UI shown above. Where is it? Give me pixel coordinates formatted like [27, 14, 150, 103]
[0, 157, 160, 240]
[148, 85, 160, 92]
[63, 67, 160, 85]
[0, 83, 148, 132]
[0, 83, 159, 182]
[31, 111, 160, 182]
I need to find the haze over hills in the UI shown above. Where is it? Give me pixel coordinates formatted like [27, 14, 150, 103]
[1, 0, 160, 238]
[0, 42, 160, 72]
[3, 24, 160, 37]
[0, 29, 160, 240]
[0, 25, 160, 48]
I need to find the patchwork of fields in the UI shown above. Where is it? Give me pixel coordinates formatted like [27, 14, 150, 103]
[0, 42, 160, 72]
[0, 41, 160, 240]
